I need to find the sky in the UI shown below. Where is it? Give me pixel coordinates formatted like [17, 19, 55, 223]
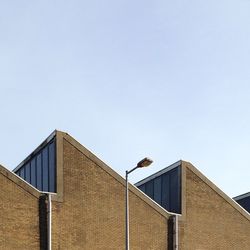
[0, 0, 250, 197]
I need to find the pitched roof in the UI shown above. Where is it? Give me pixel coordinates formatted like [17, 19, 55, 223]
[57, 130, 177, 218]
[182, 161, 250, 221]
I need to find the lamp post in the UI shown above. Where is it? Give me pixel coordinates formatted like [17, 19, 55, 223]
[125, 157, 153, 250]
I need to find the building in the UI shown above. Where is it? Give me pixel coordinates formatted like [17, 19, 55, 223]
[0, 130, 250, 249]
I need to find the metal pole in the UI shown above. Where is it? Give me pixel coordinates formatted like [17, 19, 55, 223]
[125, 158, 152, 250]
[47, 193, 52, 250]
[125, 170, 129, 250]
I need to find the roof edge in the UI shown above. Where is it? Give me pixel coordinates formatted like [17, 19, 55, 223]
[0, 164, 41, 198]
[182, 161, 250, 221]
[61, 131, 175, 219]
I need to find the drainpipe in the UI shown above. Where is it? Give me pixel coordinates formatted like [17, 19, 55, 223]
[47, 193, 52, 250]
[39, 193, 53, 250]
[173, 215, 179, 250]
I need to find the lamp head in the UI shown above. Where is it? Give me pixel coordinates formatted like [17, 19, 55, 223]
[137, 157, 153, 168]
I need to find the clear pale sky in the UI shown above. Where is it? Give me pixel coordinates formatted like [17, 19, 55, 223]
[0, 1, 250, 197]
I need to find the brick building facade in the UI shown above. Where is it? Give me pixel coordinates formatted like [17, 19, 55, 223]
[0, 130, 249, 249]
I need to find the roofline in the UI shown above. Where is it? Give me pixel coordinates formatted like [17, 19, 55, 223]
[60, 131, 175, 219]
[233, 192, 250, 201]
[13, 130, 57, 173]
[0, 163, 41, 198]
[134, 160, 182, 187]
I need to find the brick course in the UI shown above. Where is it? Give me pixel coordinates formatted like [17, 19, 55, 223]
[179, 164, 250, 250]
[0, 169, 40, 250]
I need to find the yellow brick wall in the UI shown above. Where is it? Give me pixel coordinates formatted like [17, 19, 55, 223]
[52, 139, 168, 250]
[0, 173, 40, 250]
[179, 167, 250, 250]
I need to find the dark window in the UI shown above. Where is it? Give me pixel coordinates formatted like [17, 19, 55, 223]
[161, 173, 170, 210]
[20, 168, 25, 179]
[154, 176, 161, 204]
[136, 165, 182, 214]
[138, 184, 145, 193]
[42, 147, 49, 192]
[145, 180, 154, 199]
[14, 137, 56, 193]
[169, 168, 181, 213]
[31, 158, 36, 187]
[36, 153, 42, 190]
[48, 141, 56, 192]
[25, 163, 31, 183]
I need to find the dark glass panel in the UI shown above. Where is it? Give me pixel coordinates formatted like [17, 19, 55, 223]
[161, 173, 170, 210]
[30, 158, 36, 187]
[169, 169, 179, 212]
[137, 165, 182, 214]
[14, 137, 56, 193]
[36, 153, 42, 190]
[153, 176, 161, 204]
[25, 163, 31, 183]
[42, 147, 49, 192]
[49, 141, 56, 192]
[177, 167, 182, 213]
[169, 167, 181, 213]
[145, 180, 154, 199]
[138, 184, 145, 193]
[20, 167, 25, 179]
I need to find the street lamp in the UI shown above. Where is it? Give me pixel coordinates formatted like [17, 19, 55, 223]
[125, 157, 153, 250]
